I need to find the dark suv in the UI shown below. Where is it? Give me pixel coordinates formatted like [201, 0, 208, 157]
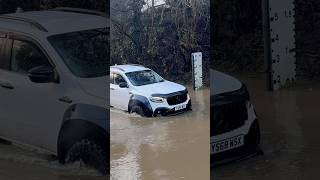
[211, 69, 261, 165]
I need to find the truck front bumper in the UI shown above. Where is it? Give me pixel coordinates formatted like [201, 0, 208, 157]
[153, 100, 192, 116]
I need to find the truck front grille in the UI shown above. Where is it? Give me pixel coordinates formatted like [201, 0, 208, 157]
[211, 101, 248, 136]
[167, 93, 188, 105]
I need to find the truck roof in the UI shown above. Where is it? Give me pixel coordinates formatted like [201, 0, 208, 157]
[110, 64, 150, 73]
[0, 10, 108, 36]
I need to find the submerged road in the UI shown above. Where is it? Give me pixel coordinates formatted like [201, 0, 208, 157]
[0, 141, 105, 180]
[111, 87, 210, 180]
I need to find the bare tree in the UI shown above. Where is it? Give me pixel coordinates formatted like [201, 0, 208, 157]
[111, 0, 210, 83]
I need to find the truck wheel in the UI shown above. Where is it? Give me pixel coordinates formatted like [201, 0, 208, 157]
[130, 105, 146, 117]
[66, 139, 108, 175]
[247, 120, 261, 151]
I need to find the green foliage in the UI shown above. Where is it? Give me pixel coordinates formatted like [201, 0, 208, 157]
[40, 0, 107, 12]
[212, 0, 263, 72]
[295, 0, 320, 77]
[213, 0, 320, 78]
[0, 0, 40, 13]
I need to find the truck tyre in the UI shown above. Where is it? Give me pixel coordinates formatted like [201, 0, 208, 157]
[66, 139, 108, 175]
[246, 119, 261, 152]
[130, 105, 146, 117]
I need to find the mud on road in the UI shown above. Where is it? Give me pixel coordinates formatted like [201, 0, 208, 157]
[212, 74, 320, 180]
[111, 87, 210, 180]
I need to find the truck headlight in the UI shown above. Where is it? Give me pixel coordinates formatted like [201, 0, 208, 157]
[150, 96, 165, 103]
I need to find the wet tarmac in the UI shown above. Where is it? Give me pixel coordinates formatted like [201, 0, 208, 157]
[212, 73, 320, 180]
[111, 87, 210, 180]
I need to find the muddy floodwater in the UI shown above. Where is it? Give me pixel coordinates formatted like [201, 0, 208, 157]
[0, 141, 105, 180]
[212, 73, 320, 180]
[111, 87, 210, 180]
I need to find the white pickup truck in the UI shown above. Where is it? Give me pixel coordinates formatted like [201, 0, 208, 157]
[0, 8, 108, 174]
[110, 64, 192, 117]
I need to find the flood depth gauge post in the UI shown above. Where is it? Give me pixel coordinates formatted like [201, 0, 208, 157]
[263, 0, 296, 90]
[192, 52, 203, 90]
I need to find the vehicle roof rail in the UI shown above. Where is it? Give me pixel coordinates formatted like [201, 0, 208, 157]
[51, 7, 106, 17]
[0, 15, 48, 32]
[129, 64, 143, 67]
[111, 66, 124, 72]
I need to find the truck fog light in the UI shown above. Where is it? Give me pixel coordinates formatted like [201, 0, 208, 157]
[150, 96, 165, 103]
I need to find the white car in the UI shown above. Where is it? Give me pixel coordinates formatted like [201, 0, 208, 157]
[210, 69, 261, 165]
[110, 64, 192, 117]
[0, 8, 108, 174]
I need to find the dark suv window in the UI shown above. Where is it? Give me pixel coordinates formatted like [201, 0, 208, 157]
[0, 37, 8, 69]
[110, 73, 114, 84]
[114, 74, 126, 85]
[11, 40, 51, 74]
[0, 37, 5, 51]
[48, 28, 108, 78]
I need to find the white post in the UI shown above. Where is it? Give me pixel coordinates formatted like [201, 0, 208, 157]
[268, 0, 296, 90]
[192, 52, 203, 90]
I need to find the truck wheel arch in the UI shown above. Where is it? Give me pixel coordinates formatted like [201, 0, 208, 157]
[57, 104, 109, 163]
[128, 95, 153, 117]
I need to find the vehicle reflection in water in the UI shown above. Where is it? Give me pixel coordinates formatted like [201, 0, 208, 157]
[111, 87, 210, 180]
[212, 74, 320, 180]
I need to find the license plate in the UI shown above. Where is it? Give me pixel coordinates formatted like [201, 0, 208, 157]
[211, 135, 244, 154]
[175, 104, 186, 111]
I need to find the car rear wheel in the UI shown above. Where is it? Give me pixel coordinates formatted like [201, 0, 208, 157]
[130, 105, 146, 117]
[66, 139, 108, 175]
